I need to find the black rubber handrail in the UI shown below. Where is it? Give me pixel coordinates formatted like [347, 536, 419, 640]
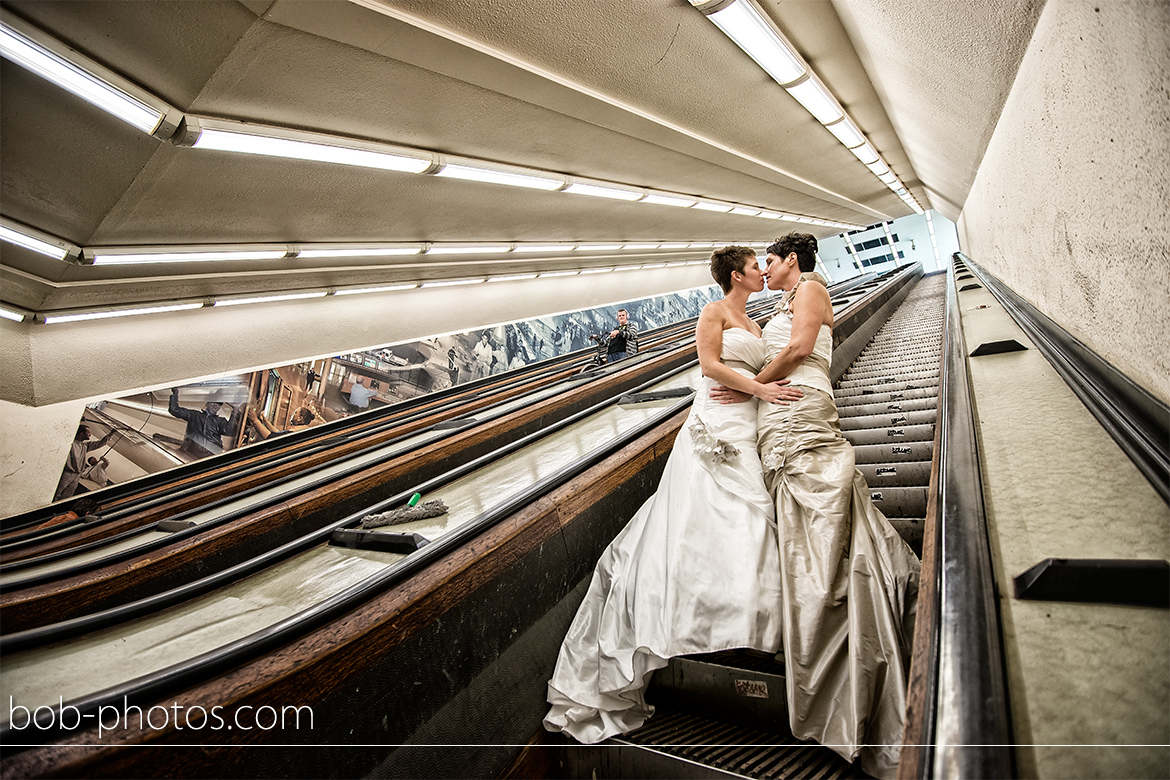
[957, 252, 1169, 505]
[928, 256, 1012, 777]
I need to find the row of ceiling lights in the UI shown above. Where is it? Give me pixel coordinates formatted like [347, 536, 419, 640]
[0, 13, 863, 235]
[690, 0, 924, 214]
[0, 216, 775, 265]
[0, 256, 728, 325]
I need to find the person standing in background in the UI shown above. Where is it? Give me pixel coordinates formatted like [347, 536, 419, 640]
[168, 389, 243, 458]
[606, 309, 639, 362]
[54, 423, 118, 501]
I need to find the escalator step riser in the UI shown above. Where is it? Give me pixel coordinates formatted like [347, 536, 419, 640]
[867, 487, 928, 517]
[835, 378, 938, 397]
[853, 440, 934, 464]
[838, 369, 939, 387]
[842, 424, 935, 447]
[839, 397, 937, 417]
[838, 409, 936, 430]
[835, 385, 938, 405]
[846, 354, 941, 373]
[858, 460, 932, 486]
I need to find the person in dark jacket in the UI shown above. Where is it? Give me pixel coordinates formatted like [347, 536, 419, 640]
[168, 388, 243, 457]
[605, 309, 639, 362]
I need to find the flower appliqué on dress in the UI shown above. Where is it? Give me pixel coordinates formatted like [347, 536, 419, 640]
[689, 415, 739, 465]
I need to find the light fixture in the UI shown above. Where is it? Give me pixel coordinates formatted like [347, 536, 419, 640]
[692, 201, 734, 213]
[865, 160, 890, 177]
[0, 304, 30, 323]
[640, 263, 668, 269]
[40, 302, 204, 324]
[487, 273, 539, 282]
[562, 179, 644, 201]
[785, 78, 843, 124]
[848, 143, 880, 166]
[756, 210, 784, 220]
[538, 270, 579, 278]
[176, 116, 435, 174]
[640, 192, 697, 208]
[420, 278, 486, 287]
[333, 283, 418, 296]
[574, 244, 623, 251]
[687, 242, 715, 248]
[0, 16, 179, 139]
[878, 171, 898, 185]
[693, 0, 805, 86]
[512, 244, 576, 253]
[298, 245, 422, 259]
[214, 291, 327, 307]
[730, 206, 762, 216]
[425, 245, 511, 255]
[825, 118, 864, 148]
[578, 267, 613, 274]
[86, 246, 289, 265]
[434, 158, 565, 191]
[657, 243, 690, 249]
[0, 217, 78, 261]
[621, 243, 660, 250]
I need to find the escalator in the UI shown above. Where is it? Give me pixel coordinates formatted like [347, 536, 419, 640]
[553, 273, 946, 779]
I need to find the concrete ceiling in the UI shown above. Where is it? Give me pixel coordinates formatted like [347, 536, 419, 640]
[0, 0, 1045, 318]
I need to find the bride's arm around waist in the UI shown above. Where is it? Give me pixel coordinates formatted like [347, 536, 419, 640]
[696, 304, 787, 404]
[756, 282, 832, 385]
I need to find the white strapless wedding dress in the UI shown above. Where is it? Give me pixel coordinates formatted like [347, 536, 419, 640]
[544, 328, 784, 743]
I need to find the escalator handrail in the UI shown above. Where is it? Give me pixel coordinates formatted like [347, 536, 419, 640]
[929, 257, 1012, 777]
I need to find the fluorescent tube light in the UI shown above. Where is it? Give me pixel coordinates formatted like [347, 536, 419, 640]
[786, 78, 843, 124]
[0, 219, 76, 260]
[181, 117, 434, 174]
[756, 211, 784, 220]
[90, 248, 287, 265]
[562, 181, 643, 201]
[849, 143, 880, 166]
[42, 302, 203, 324]
[0, 19, 175, 137]
[866, 160, 890, 176]
[214, 291, 327, 307]
[538, 270, 579, 278]
[641, 193, 697, 208]
[730, 206, 762, 216]
[878, 171, 898, 184]
[687, 242, 715, 248]
[334, 283, 418, 295]
[886, 179, 903, 191]
[420, 278, 485, 287]
[702, 0, 805, 86]
[298, 246, 421, 259]
[426, 245, 511, 255]
[621, 243, 660, 250]
[578, 267, 613, 274]
[512, 244, 575, 253]
[0, 305, 29, 322]
[641, 263, 668, 269]
[488, 273, 539, 282]
[574, 244, 623, 251]
[825, 118, 864, 148]
[657, 243, 689, 249]
[435, 161, 564, 191]
[693, 201, 734, 213]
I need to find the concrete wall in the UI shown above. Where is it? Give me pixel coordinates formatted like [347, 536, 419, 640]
[958, 0, 1170, 404]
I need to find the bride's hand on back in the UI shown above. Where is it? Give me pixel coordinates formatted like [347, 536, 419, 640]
[709, 384, 752, 405]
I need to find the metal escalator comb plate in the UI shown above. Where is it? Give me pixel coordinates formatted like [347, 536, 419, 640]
[157, 519, 197, 532]
[618, 387, 693, 404]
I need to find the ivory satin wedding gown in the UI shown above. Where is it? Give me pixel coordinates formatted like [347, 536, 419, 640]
[757, 277, 920, 780]
[544, 327, 783, 743]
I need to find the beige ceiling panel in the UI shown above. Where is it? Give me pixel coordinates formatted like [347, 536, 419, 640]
[830, 0, 1046, 220]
